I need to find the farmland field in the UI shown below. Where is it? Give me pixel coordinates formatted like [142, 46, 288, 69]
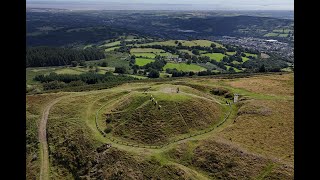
[135, 58, 155, 66]
[201, 53, 226, 62]
[226, 65, 242, 72]
[105, 46, 119, 52]
[100, 41, 121, 48]
[264, 33, 279, 37]
[226, 51, 236, 56]
[244, 53, 258, 58]
[131, 48, 165, 53]
[164, 63, 206, 72]
[242, 57, 250, 62]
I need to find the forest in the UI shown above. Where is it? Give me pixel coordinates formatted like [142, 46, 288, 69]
[26, 47, 106, 67]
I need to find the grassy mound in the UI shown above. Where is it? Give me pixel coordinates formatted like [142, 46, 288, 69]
[103, 92, 224, 145]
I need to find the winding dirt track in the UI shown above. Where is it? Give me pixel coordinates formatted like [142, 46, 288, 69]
[38, 97, 65, 180]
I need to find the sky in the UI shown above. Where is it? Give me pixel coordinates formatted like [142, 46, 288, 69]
[27, 0, 294, 10]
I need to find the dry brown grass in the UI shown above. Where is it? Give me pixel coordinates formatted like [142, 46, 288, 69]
[219, 99, 294, 165]
[166, 138, 294, 179]
[26, 92, 69, 180]
[225, 73, 294, 96]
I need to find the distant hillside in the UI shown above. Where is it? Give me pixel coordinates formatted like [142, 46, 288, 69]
[26, 11, 293, 47]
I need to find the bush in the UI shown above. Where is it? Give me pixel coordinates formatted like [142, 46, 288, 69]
[224, 92, 234, 99]
[71, 61, 78, 67]
[79, 61, 86, 67]
[43, 81, 66, 90]
[114, 66, 127, 74]
[106, 117, 112, 123]
[105, 71, 113, 76]
[211, 88, 228, 96]
[69, 80, 86, 87]
[104, 126, 112, 134]
[148, 69, 160, 78]
[101, 61, 108, 67]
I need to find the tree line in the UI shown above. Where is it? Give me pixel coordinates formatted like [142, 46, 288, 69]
[26, 46, 106, 67]
[34, 72, 137, 90]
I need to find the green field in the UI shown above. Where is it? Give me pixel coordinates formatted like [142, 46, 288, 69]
[264, 33, 279, 37]
[130, 48, 165, 53]
[273, 29, 292, 33]
[164, 63, 206, 72]
[100, 41, 121, 48]
[179, 50, 194, 55]
[201, 53, 226, 62]
[54, 68, 83, 75]
[105, 46, 119, 52]
[279, 34, 289, 37]
[135, 58, 155, 66]
[226, 51, 236, 56]
[244, 53, 258, 58]
[156, 52, 179, 58]
[242, 57, 250, 62]
[226, 65, 242, 72]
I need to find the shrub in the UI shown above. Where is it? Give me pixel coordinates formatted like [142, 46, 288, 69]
[43, 81, 66, 90]
[224, 92, 234, 99]
[210, 88, 229, 96]
[101, 61, 108, 67]
[79, 61, 86, 67]
[148, 69, 160, 78]
[69, 80, 86, 87]
[104, 126, 112, 134]
[114, 66, 127, 74]
[71, 61, 78, 67]
[106, 117, 112, 123]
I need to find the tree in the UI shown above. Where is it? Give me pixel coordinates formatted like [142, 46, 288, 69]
[132, 65, 139, 74]
[129, 55, 136, 66]
[104, 126, 112, 134]
[259, 64, 266, 72]
[192, 49, 200, 55]
[186, 59, 192, 65]
[189, 71, 195, 76]
[211, 43, 216, 48]
[101, 61, 108, 67]
[114, 66, 127, 74]
[229, 67, 235, 73]
[148, 69, 160, 78]
[71, 61, 78, 67]
[79, 61, 86, 67]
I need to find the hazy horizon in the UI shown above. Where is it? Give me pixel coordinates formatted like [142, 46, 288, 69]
[26, 0, 294, 11]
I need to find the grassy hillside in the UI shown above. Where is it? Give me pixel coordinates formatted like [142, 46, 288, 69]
[26, 73, 294, 179]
